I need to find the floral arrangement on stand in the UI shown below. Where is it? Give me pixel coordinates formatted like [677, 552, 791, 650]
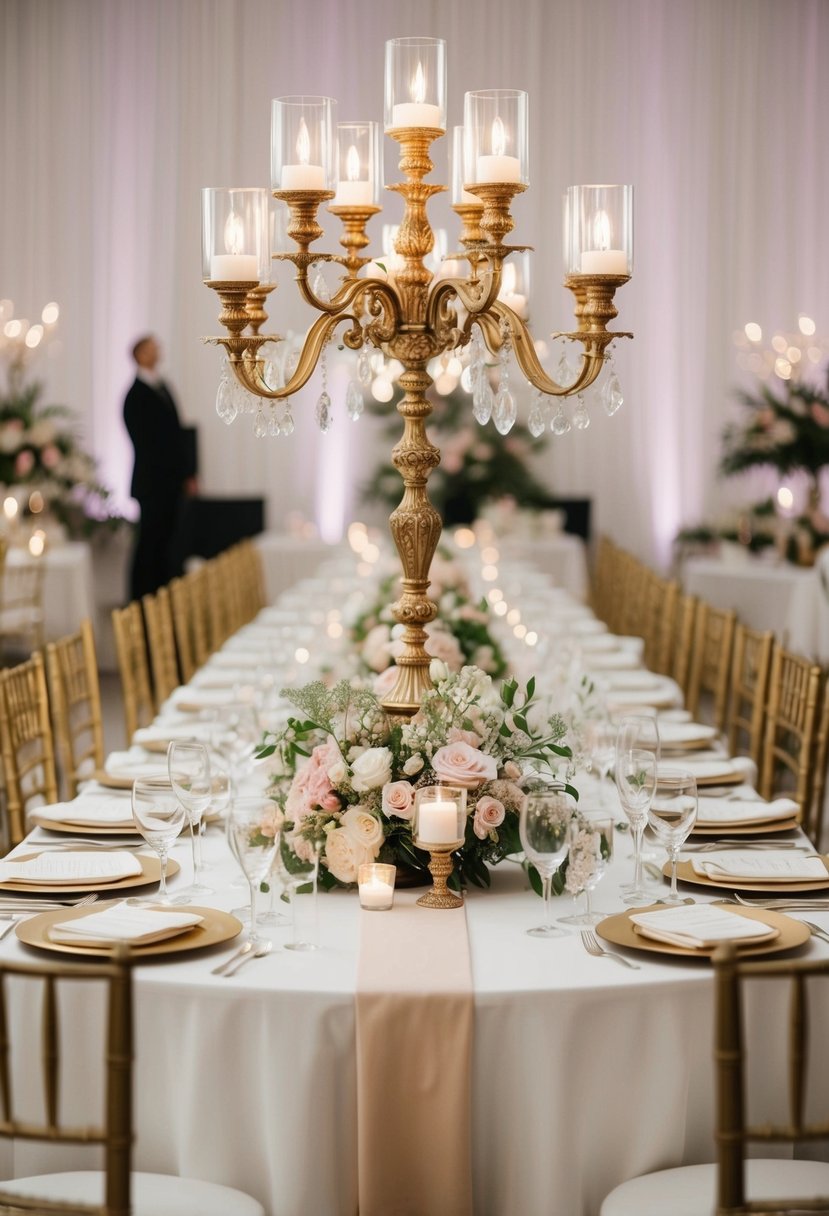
[348, 546, 508, 686]
[258, 662, 574, 893]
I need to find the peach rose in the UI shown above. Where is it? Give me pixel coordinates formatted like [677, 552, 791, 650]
[324, 827, 365, 883]
[382, 780, 415, 820]
[473, 795, 506, 839]
[373, 665, 399, 699]
[432, 741, 497, 789]
[448, 727, 482, 748]
[341, 805, 384, 853]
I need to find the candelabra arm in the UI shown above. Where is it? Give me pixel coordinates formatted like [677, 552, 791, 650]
[476, 304, 606, 397]
[227, 310, 359, 400]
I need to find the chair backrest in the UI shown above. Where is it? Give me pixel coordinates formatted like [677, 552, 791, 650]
[0, 542, 47, 656]
[726, 624, 774, 769]
[686, 601, 737, 729]
[0, 651, 59, 846]
[759, 646, 822, 829]
[234, 538, 266, 624]
[46, 619, 105, 800]
[111, 602, 155, 742]
[643, 576, 679, 675]
[187, 566, 212, 670]
[168, 575, 197, 683]
[805, 672, 829, 850]
[713, 944, 829, 1214]
[203, 558, 232, 653]
[142, 587, 180, 706]
[0, 951, 133, 1216]
[670, 594, 698, 696]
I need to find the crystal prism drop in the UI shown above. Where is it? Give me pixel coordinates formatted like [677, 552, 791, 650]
[357, 346, 372, 387]
[551, 404, 571, 436]
[268, 408, 280, 437]
[528, 402, 546, 438]
[313, 271, 330, 302]
[263, 359, 282, 392]
[492, 387, 517, 435]
[215, 375, 237, 425]
[284, 349, 299, 381]
[603, 370, 624, 416]
[472, 380, 493, 425]
[573, 395, 591, 430]
[253, 409, 268, 440]
[556, 353, 575, 388]
[315, 391, 332, 433]
[346, 379, 364, 421]
[281, 405, 295, 436]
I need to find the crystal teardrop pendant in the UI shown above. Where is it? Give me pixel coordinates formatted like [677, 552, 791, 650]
[492, 386, 517, 435]
[281, 404, 295, 436]
[315, 391, 332, 433]
[268, 406, 280, 437]
[573, 394, 591, 430]
[346, 379, 364, 421]
[313, 270, 330, 302]
[528, 399, 546, 438]
[215, 374, 237, 425]
[253, 409, 268, 439]
[263, 359, 282, 392]
[551, 403, 571, 436]
[556, 352, 575, 388]
[472, 379, 493, 426]
[602, 370, 624, 416]
[284, 348, 299, 381]
[357, 346, 372, 387]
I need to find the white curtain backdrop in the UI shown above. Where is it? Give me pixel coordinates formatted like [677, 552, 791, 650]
[2, 0, 828, 565]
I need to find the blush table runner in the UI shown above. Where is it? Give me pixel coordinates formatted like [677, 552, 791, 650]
[355, 890, 474, 1216]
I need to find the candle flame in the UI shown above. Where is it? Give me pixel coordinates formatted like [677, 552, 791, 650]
[296, 116, 311, 165]
[223, 210, 245, 255]
[491, 115, 506, 158]
[346, 144, 361, 182]
[412, 61, 425, 104]
[593, 210, 611, 251]
[499, 262, 517, 296]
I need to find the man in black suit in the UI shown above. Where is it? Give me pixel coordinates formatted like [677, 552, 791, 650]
[123, 335, 196, 600]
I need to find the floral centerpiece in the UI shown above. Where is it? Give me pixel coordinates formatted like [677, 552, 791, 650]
[348, 547, 507, 688]
[258, 662, 574, 892]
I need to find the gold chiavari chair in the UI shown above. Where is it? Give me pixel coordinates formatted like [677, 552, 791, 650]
[187, 565, 213, 670]
[670, 594, 698, 698]
[169, 574, 197, 683]
[0, 651, 59, 847]
[237, 537, 266, 621]
[0, 951, 266, 1216]
[141, 586, 179, 706]
[642, 576, 679, 676]
[725, 624, 774, 770]
[599, 945, 829, 1215]
[805, 672, 829, 849]
[46, 618, 105, 800]
[685, 601, 737, 730]
[203, 555, 232, 652]
[111, 602, 155, 741]
[758, 646, 822, 838]
[616, 551, 651, 639]
[0, 538, 47, 659]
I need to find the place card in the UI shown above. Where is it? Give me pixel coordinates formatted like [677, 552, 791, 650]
[630, 904, 779, 949]
[0, 852, 142, 885]
[692, 851, 828, 882]
[48, 903, 203, 946]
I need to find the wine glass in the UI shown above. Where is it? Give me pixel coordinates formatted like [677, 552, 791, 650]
[648, 770, 698, 905]
[226, 797, 281, 945]
[258, 834, 291, 928]
[167, 740, 213, 898]
[615, 711, 661, 763]
[519, 790, 572, 938]
[558, 810, 615, 926]
[615, 746, 657, 905]
[585, 719, 616, 806]
[211, 703, 260, 792]
[131, 777, 186, 905]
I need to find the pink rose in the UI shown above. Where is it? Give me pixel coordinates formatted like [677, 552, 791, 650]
[373, 665, 399, 699]
[502, 761, 522, 781]
[41, 444, 60, 469]
[432, 741, 497, 789]
[473, 795, 505, 839]
[811, 402, 829, 429]
[382, 780, 414, 820]
[14, 450, 34, 477]
[448, 726, 482, 748]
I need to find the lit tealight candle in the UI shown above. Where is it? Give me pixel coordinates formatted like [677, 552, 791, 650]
[476, 116, 520, 183]
[417, 799, 460, 846]
[392, 62, 442, 129]
[359, 876, 395, 911]
[210, 210, 259, 281]
[333, 144, 373, 207]
[579, 209, 628, 275]
[280, 117, 326, 191]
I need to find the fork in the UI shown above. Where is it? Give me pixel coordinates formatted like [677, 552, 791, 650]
[580, 929, 641, 970]
[729, 894, 829, 911]
[802, 921, 829, 946]
[682, 841, 810, 853]
[0, 893, 99, 914]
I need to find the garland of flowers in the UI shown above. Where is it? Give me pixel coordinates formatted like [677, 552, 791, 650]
[258, 662, 574, 892]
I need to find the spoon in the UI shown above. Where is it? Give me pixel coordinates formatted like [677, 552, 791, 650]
[211, 940, 253, 976]
[222, 939, 273, 977]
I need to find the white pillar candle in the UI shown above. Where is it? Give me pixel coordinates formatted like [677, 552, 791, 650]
[209, 253, 259, 281]
[579, 249, 629, 274]
[333, 180, 374, 206]
[475, 155, 520, 183]
[500, 292, 528, 319]
[358, 877, 395, 910]
[418, 800, 460, 845]
[459, 187, 480, 204]
[280, 163, 325, 190]
[391, 101, 442, 129]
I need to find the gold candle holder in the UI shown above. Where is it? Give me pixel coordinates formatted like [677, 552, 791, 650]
[413, 786, 467, 910]
[328, 203, 381, 275]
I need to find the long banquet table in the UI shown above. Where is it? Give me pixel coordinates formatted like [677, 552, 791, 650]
[3, 555, 828, 1216]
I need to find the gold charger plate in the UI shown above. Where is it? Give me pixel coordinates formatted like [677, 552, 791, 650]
[690, 817, 800, 837]
[693, 768, 746, 788]
[597, 903, 810, 960]
[90, 768, 165, 790]
[670, 857, 829, 894]
[0, 853, 179, 895]
[31, 812, 139, 836]
[15, 900, 242, 959]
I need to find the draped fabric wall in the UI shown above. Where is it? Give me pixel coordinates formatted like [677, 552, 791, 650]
[2, 0, 828, 564]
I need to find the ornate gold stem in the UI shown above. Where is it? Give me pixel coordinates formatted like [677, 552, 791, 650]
[417, 847, 464, 909]
[328, 204, 381, 275]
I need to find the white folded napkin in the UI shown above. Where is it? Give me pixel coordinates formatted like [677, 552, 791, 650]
[630, 904, 779, 949]
[692, 850, 828, 882]
[569, 619, 608, 637]
[207, 652, 262, 670]
[694, 797, 799, 827]
[600, 671, 663, 692]
[658, 756, 755, 782]
[190, 671, 247, 690]
[132, 722, 216, 745]
[0, 852, 142, 885]
[607, 681, 679, 708]
[35, 798, 136, 828]
[169, 687, 234, 710]
[48, 903, 203, 947]
[583, 651, 640, 671]
[658, 721, 719, 747]
[579, 635, 620, 654]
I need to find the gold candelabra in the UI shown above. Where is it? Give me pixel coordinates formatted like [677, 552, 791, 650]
[204, 53, 632, 718]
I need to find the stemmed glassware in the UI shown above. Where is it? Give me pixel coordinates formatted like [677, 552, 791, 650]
[131, 776, 186, 905]
[226, 797, 281, 945]
[519, 790, 572, 938]
[615, 746, 658, 905]
[648, 770, 698, 905]
[258, 842, 291, 928]
[167, 741, 214, 899]
[211, 703, 260, 793]
[585, 719, 616, 805]
[558, 810, 615, 926]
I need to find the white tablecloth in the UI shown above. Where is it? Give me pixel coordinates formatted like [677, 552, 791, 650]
[6, 542, 94, 643]
[498, 532, 590, 601]
[254, 533, 342, 603]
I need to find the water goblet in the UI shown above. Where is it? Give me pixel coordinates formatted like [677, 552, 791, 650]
[585, 719, 616, 806]
[211, 703, 260, 793]
[648, 770, 698, 905]
[615, 746, 657, 905]
[558, 810, 615, 926]
[615, 711, 660, 763]
[519, 790, 573, 938]
[131, 776, 186, 905]
[258, 837, 291, 928]
[226, 796, 281, 945]
[167, 740, 214, 898]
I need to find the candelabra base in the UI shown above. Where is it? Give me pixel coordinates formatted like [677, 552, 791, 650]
[416, 846, 464, 909]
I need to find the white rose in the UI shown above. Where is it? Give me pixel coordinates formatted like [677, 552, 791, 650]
[351, 746, 393, 792]
[324, 827, 363, 883]
[362, 624, 393, 673]
[403, 753, 424, 776]
[327, 758, 348, 785]
[341, 805, 384, 852]
[429, 658, 450, 684]
[425, 626, 464, 672]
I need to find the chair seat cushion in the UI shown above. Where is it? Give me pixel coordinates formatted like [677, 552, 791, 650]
[600, 1159, 829, 1216]
[0, 1170, 266, 1216]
